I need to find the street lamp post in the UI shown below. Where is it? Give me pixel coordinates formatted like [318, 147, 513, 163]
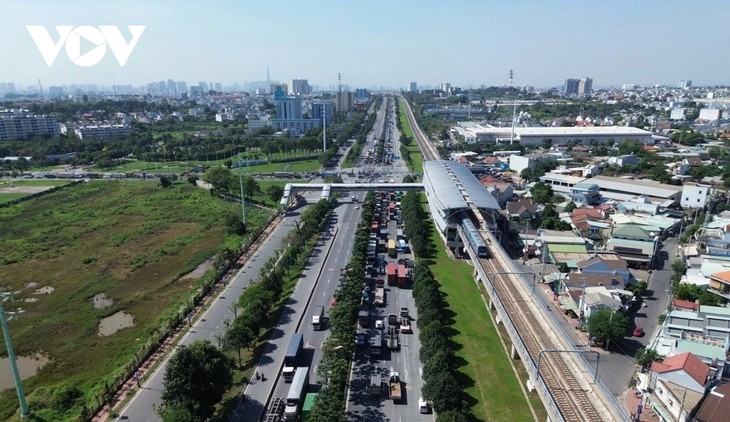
[1, 292, 30, 419]
[237, 153, 247, 225]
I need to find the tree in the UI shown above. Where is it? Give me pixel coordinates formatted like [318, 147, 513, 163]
[159, 340, 233, 420]
[530, 182, 553, 205]
[423, 371, 463, 412]
[586, 308, 629, 350]
[241, 176, 260, 198]
[159, 176, 172, 188]
[203, 166, 233, 193]
[564, 201, 577, 213]
[187, 175, 198, 185]
[541, 138, 553, 150]
[222, 318, 256, 367]
[225, 212, 246, 235]
[266, 184, 285, 203]
[635, 347, 662, 373]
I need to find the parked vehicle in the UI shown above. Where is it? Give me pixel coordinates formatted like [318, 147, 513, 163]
[419, 398, 431, 414]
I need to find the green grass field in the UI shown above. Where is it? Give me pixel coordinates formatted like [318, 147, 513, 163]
[427, 221, 541, 421]
[0, 192, 28, 203]
[101, 154, 322, 175]
[0, 180, 272, 421]
[397, 99, 425, 173]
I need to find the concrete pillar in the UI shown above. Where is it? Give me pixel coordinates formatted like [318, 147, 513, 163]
[526, 378, 535, 393]
[488, 298, 495, 310]
[510, 344, 519, 359]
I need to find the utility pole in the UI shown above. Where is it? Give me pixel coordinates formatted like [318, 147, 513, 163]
[1, 292, 30, 419]
[323, 105, 327, 152]
[237, 153, 246, 225]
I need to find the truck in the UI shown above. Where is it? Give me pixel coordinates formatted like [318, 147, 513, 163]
[387, 313, 399, 326]
[386, 263, 397, 286]
[370, 373, 383, 397]
[397, 264, 408, 288]
[284, 366, 310, 421]
[387, 239, 397, 258]
[311, 305, 324, 331]
[282, 333, 303, 382]
[370, 330, 382, 356]
[389, 371, 402, 402]
[386, 326, 398, 350]
[358, 310, 370, 328]
[400, 317, 412, 334]
[397, 239, 409, 253]
[374, 286, 385, 307]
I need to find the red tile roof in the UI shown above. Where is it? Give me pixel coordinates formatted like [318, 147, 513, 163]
[711, 271, 730, 284]
[483, 156, 500, 165]
[651, 352, 709, 386]
[672, 298, 700, 311]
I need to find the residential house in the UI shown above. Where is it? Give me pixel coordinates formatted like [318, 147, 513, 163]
[506, 199, 537, 222]
[693, 382, 730, 422]
[708, 271, 730, 303]
[481, 178, 513, 206]
[571, 180, 601, 205]
[571, 208, 612, 238]
[572, 285, 625, 323]
[483, 156, 501, 167]
[607, 154, 639, 167]
[649, 352, 709, 422]
[684, 157, 704, 170]
[576, 255, 631, 285]
[607, 223, 660, 269]
[681, 183, 712, 209]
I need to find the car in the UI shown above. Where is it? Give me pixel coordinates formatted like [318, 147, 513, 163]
[633, 326, 644, 337]
[418, 398, 431, 414]
[355, 205, 359, 209]
[375, 319, 384, 329]
[355, 333, 367, 347]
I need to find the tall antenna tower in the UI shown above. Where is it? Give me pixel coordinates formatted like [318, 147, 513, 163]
[338, 73, 342, 93]
[38, 79, 44, 100]
[266, 66, 271, 85]
[508, 69, 514, 87]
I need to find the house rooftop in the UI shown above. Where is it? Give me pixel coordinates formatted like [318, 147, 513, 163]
[577, 254, 629, 270]
[650, 352, 709, 386]
[694, 382, 730, 422]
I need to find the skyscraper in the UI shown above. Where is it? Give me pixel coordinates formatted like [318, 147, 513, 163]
[678, 80, 692, 90]
[409, 82, 418, 92]
[291, 79, 311, 96]
[563, 78, 580, 95]
[336, 91, 353, 113]
[578, 77, 593, 96]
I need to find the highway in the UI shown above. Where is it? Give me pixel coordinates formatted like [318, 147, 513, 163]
[116, 193, 320, 421]
[345, 96, 431, 421]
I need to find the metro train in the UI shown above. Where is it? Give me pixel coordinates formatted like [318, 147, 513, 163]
[461, 218, 488, 258]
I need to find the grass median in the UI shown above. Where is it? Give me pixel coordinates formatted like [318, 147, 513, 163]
[426, 221, 543, 421]
[397, 99, 424, 173]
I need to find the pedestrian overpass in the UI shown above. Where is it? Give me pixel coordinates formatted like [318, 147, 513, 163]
[279, 183, 423, 207]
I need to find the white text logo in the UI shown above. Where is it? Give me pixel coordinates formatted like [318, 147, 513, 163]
[26, 25, 146, 67]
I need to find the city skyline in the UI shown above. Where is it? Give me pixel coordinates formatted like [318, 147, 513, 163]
[1, 0, 728, 89]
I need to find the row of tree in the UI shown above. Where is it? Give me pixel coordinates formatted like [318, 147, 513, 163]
[158, 199, 334, 421]
[307, 192, 379, 421]
[400, 191, 469, 421]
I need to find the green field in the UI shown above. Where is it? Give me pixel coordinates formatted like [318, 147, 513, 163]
[397, 99, 425, 173]
[100, 154, 322, 175]
[0, 180, 272, 421]
[427, 221, 541, 421]
[0, 180, 71, 187]
[0, 192, 28, 203]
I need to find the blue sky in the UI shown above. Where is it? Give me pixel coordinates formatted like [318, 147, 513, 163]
[1, 0, 727, 89]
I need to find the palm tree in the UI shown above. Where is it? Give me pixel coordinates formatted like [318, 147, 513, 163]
[635, 347, 662, 372]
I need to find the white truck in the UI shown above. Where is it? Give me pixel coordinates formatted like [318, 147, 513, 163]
[311, 305, 325, 331]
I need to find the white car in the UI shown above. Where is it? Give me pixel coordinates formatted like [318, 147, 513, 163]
[375, 319, 384, 329]
[419, 398, 431, 414]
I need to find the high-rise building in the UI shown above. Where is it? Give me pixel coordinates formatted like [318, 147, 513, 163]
[563, 78, 580, 95]
[0, 111, 60, 140]
[291, 79, 311, 96]
[336, 91, 354, 113]
[578, 77, 593, 96]
[167, 79, 177, 96]
[311, 102, 334, 126]
[215, 82, 223, 92]
[678, 80, 692, 90]
[354, 89, 369, 100]
[176, 81, 187, 95]
[271, 83, 288, 97]
[439, 82, 451, 94]
[275, 96, 303, 120]
[198, 81, 208, 93]
[409, 82, 418, 92]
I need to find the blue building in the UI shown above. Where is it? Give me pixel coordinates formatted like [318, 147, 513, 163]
[571, 180, 600, 205]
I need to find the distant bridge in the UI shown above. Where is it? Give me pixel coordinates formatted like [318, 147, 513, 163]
[279, 183, 423, 207]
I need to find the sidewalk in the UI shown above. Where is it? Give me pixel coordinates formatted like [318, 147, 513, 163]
[622, 388, 660, 422]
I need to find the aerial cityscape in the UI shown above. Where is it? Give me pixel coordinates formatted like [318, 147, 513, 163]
[1, 2, 730, 422]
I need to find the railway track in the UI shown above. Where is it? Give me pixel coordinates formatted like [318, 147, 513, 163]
[399, 96, 439, 161]
[478, 234, 606, 422]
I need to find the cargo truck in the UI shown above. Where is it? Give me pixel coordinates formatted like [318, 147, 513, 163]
[386, 326, 398, 350]
[370, 374, 382, 397]
[302, 393, 318, 422]
[386, 263, 397, 286]
[387, 239, 397, 258]
[358, 310, 370, 328]
[389, 371, 402, 402]
[282, 333, 303, 382]
[284, 366, 309, 421]
[397, 264, 408, 288]
[400, 317, 412, 334]
[311, 305, 324, 331]
[374, 286, 385, 307]
[370, 330, 382, 356]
